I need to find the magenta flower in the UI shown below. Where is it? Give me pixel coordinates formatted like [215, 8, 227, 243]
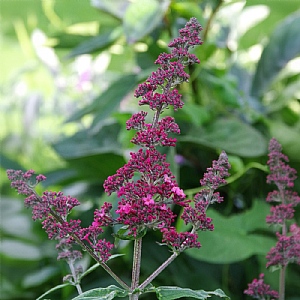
[267, 138, 297, 190]
[244, 274, 279, 300]
[266, 230, 300, 268]
[265, 138, 300, 268]
[246, 138, 300, 300]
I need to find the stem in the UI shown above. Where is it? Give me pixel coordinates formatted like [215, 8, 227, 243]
[278, 187, 287, 300]
[68, 261, 83, 294]
[279, 265, 286, 300]
[130, 238, 143, 300]
[152, 104, 163, 128]
[202, 0, 223, 42]
[138, 251, 179, 291]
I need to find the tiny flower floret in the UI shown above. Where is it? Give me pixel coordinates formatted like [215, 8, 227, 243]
[116, 203, 132, 214]
[171, 186, 186, 198]
[143, 194, 155, 206]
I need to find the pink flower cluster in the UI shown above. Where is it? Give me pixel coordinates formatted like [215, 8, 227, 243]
[265, 138, 300, 268]
[7, 169, 114, 263]
[102, 18, 230, 252]
[244, 274, 279, 300]
[7, 18, 230, 271]
[245, 138, 300, 299]
[266, 225, 300, 267]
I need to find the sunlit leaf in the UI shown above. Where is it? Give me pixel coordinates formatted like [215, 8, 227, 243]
[71, 285, 128, 300]
[91, 0, 131, 19]
[251, 11, 300, 98]
[123, 0, 170, 43]
[155, 286, 230, 300]
[269, 121, 300, 162]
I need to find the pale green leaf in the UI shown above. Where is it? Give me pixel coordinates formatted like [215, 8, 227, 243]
[155, 286, 230, 300]
[71, 285, 128, 300]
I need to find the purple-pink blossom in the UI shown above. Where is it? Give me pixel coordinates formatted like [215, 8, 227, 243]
[244, 274, 279, 299]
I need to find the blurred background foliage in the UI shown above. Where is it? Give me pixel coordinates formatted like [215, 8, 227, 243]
[1, 0, 300, 299]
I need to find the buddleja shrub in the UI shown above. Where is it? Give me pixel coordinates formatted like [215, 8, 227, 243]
[7, 18, 231, 300]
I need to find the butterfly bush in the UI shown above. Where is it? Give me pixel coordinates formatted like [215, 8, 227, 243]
[7, 18, 231, 298]
[244, 138, 300, 300]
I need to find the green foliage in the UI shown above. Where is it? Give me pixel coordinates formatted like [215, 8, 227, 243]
[154, 287, 229, 300]
[1, 0, 300, 299]
[185, 201, 275, 263]
[179, 118, 267, 157]
[70, 285, 128, 300]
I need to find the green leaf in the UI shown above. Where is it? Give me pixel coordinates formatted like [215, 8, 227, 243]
[36, 283, 70, 300]
[0, 239, 43, 261]
[179, 104, 211, 127]
[22, 266, 58, 288]
[251, 11, 300, 98]
[0, 153, 24, 171]
[71, 285, 129, 300]
[179, 118, 267, 157]
[268, 121, 300, 162]
[52, 122, 126, 180]
[0, 198, 36, 241]
[186, 201, 275, 263]
[123, 0, 170, 43]
[67, 27, 123, 58]
[155, 286, 230, 300]
[91, 0, 131, 19]
[67, 74, 137, 123]
[53, 122, 122, 159]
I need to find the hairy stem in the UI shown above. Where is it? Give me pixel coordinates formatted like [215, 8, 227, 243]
[130, 238, 143, 300]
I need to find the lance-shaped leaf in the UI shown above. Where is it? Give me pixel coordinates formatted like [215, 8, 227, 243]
[71, 285, 129, 300]
[155, 286, 230, 300]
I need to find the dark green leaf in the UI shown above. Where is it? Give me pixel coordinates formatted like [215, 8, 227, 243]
[251, 11, 300, 98]
[179, 118, 267, 157]
[179, 104, 211, 127]
[155, 286, 230, 300]
[53, 122, 122, 159]
[71, 285, 129, 300]
[186, 201, 275, 263]
[52, 122, 126, 180]
[123, 0, 170, 43]
[0, 153, 24, 171]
